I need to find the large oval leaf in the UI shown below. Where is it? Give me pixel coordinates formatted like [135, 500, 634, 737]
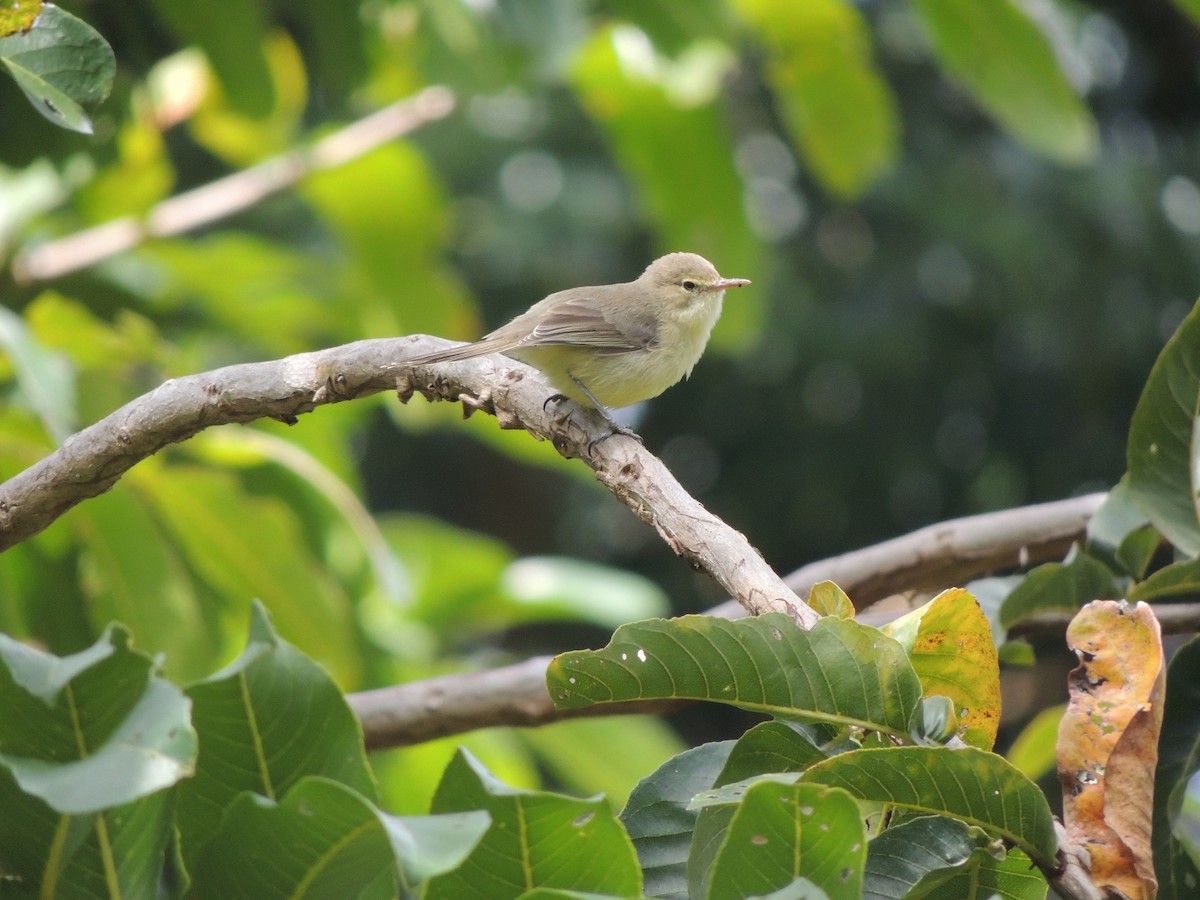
[548, 614, 923, 739]
[912, 0, 1097, 164]
[621, 741, 734, 900]
[802, 746, 1058, 868]
[0, 4, 114, 133]
[734, 0, 898, 198]
[1128, 298, 1200, 556]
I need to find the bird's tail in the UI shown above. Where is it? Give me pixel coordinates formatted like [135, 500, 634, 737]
[401, 337, 516, 367]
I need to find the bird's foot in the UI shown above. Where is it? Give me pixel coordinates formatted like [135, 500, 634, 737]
[543, 393, 641, 456]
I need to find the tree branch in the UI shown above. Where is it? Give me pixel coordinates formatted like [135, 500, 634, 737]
[346, 492, 1137, 750]
[0, 337, 816, 625]
[9, 87, 455, 285]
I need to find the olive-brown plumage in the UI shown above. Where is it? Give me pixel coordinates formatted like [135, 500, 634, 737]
[405, 252, 750, 411]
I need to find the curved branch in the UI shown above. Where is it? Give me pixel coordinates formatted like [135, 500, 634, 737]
[0, 337, 816, 625]
[10, 87, 455, 285]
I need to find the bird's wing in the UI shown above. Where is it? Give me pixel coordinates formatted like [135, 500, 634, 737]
[515, 296, 658, 355]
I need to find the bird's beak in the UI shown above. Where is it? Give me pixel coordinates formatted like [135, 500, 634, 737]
[713, 277, 751, 291]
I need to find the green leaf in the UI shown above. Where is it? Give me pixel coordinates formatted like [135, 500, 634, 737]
[1086, 479, 1146, 552]
[154, 0, 273, 116]
[1169, 0, 1200, 30]
[1129, 556, 1200, 601]
[547, 614, 923, 740]
[0, 625, 196, 814]
[1005, 705, 1064, 782]
[733, 0, 898, 198]
[0, 771, 177, 899]
[707, 780, 865, 900]
[570, 25, 764, 350]
[0, 4, 114, 133]
[74, 485, 214, 682]
[0, 305, 76, 442]
[864, 815, 1047, 899]
[138, 464, 362, 685]
[521, 715, 685, 809]
[801, 746, 1058, 867]
[863, 815, 982, 899]
[427, 748, 643, 899]
[1128, 297, 1200, 555]
[716, 721, 828, 786]
[621, 741, 733, 900]
[301, 142, 472, 341]
[906, 847, 1046, 900]
[805, 581, 855, 619]
[191, 776, 490, 899]
[1154, 636, 1200, 896]
[998, 546, 1117, 630]
[911, 0, 1097, 164]
[176, 601, 377, 869]
[500, 556, 670, 628]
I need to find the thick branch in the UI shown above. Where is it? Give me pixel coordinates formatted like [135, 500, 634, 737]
[709, 492, 1106, 618]
[10, 87, 455, 285]
[0, 337, 816, 624]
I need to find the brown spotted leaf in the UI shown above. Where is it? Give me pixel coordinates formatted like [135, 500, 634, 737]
[1057, 600, 1164, 900]
[882, 587, 1001, 750]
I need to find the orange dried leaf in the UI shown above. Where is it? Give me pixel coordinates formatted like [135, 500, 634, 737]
[1057, 599, 1164, 900]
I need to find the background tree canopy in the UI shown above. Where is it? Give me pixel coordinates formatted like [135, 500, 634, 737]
[2, 1, 1200, 891]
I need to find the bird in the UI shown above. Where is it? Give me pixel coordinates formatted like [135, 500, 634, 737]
[403, 252, 750, 438]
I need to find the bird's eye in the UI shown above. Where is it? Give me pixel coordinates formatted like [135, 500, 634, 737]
[682, 280, 697, 292]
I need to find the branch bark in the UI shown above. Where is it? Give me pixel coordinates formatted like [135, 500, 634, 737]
[10, 87, 455, 285]
[0, 336, 816, 625]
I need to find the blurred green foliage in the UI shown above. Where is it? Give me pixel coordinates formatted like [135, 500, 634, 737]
[1, 0, 1199, 817]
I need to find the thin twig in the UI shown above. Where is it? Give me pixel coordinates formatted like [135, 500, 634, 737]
[9, 87, 456, 285]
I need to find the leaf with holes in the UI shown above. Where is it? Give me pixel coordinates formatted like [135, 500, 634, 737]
[883, 588, 1000, 749]
[547, 614, 922, 740]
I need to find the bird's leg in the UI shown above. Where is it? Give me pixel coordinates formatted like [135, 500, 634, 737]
[567, 373, 643, 450]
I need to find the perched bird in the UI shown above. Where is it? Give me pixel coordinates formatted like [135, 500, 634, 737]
[404, 252, 750, 436]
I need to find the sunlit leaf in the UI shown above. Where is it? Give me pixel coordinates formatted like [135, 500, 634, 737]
[154, 0, 273, 116]
[734, 0, 898, 198]
[912, 0, 1097, 164]
[570, 25, 764, 350]
[1006, 704, 1064, 782]
[882, 587, 1000, 749]
[138, 463, 361, 685]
